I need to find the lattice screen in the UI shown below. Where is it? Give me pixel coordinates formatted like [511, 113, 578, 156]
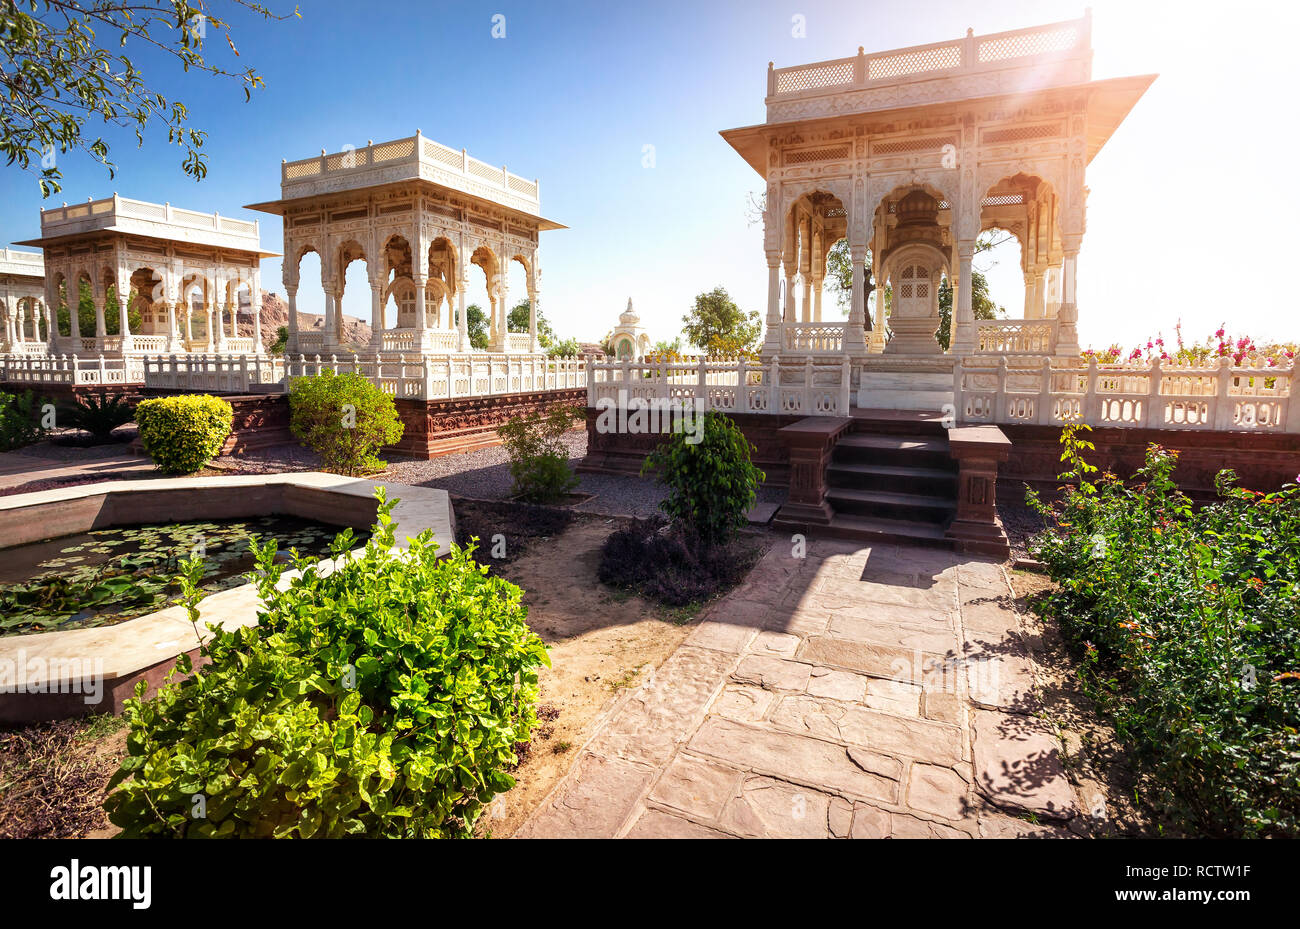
[867, 44, 961, 81]
[784, 145, 851, 165]
[774, 60, 855, 93]
[978, 25, 1079, 63]
[981, 123, 1063, 145]
[872, 136, 957, 156]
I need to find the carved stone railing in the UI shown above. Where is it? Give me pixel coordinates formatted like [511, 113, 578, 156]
[586, 355, 853, 417]
[143, 354, 286, 393]
[40, 194, 260, 247]
[281, 132, 541, 216]
[284, 353, 585, 401]
[955, 356, 1299, 433]
[975, 319, 1058, 354]
[766, 14, 1092, 121]
[783, 323, 845, 354]
[0, 354, 144, 385]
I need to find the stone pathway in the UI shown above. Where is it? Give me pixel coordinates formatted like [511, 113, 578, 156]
[517, 536, 1082, 838]
[0, 450, 152, 490]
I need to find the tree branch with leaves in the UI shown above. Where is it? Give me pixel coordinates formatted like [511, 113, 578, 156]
[1, 0, 297, 196]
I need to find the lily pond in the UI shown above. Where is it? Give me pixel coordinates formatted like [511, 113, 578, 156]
[0, 516, 370, 637]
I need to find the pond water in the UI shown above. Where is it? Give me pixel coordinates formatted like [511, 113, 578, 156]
[0, 515, 370, 637]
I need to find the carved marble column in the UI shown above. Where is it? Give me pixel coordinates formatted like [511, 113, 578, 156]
[285, 286, 299, 353]
[951, 240, 977, 355]
[1055, 237, 1081, 357]
[370, 276, 386, 350]
[763, 254, 782, 353]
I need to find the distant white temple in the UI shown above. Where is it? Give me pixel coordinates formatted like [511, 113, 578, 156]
[610, 298, 650, 359]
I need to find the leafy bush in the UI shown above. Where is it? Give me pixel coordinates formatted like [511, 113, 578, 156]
[0, 389, 48, 451]
[134, 394, 233, 474]
[1028, 425, 1300, 837]
[546, 337, 581, 358]
[598, 517, 763, 607]
[59, 390, 135, 444]
[496, 405, 581, 504]
[104, 490, 550, 838]
[289, 371, 404, 476]
[641, 410, 764, 546]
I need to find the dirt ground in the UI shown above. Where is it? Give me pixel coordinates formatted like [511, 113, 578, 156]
[478, 514, 698, 837]
[0, 715, 127, 839]
[1006, 568, 1167, 837]
[0, 508, 697, 839]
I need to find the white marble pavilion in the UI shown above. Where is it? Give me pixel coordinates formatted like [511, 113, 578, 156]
[246, 131, 565, 357]
[14, 195, 274, 356]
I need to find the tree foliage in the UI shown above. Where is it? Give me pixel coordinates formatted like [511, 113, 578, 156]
[1, 0, 297, 196]
[506, 299, 556, 348]
[681, 287, 760, 355]
[461, 303, 488, 350]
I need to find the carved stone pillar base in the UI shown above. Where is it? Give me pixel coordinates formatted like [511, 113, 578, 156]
[944, 425, 1012, 557]
[772, 416, 853, 528]
[884, 316, 943, 355]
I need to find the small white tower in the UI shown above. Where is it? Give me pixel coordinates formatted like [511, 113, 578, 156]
[610, 297, 650, 359]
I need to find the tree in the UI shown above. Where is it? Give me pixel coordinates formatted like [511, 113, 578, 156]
[936, 272, 1001, 351]
[651, 337, 682, 355]
[506, 299, 555, 348]
[2, 1, 296, 197]
[464, 303, 488, 350]
[681, 287, 761, 355]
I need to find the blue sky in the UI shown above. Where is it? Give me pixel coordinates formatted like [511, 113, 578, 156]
[3, 0, 1296, 349]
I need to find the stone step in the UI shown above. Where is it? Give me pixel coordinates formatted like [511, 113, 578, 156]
[822, 513, 950, 548]
[827, 461, 957, 497]
[826, 486, 956, 524]
[833, 433, 952, 470]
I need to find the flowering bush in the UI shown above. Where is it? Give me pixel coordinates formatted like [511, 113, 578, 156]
[1082, 323, 1297, 368]
[1028, 425, 1300, 836]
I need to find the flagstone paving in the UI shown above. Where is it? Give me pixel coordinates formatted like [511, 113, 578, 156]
[517, 536, 1083, 839]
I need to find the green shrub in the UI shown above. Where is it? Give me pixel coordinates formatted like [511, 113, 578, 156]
[1028, 425, 1300, 837]
[497, 405, 580, 504]
[135, 394, 233, 474]
[641, 410, 764, 546]
[60, 390, 135, 444]
[289, 371, 404, 476]
[104, 490, 550, 838]
[598, 517, 764, 607]
[0, 389, 48, 451]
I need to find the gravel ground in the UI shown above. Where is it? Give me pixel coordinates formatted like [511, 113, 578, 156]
[226, 429, 786, 520]
[1001, 498, 1048, 562]
[12, 431, 139, 462]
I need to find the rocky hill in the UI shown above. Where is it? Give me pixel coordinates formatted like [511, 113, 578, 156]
[236, 292, 373, 349]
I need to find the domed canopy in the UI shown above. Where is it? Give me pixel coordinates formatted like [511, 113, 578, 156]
[619, 297, 639, 325]
[896, 189, 939, 227]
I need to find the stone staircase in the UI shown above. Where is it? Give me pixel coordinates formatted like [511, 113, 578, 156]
[823, 411, 959, 547]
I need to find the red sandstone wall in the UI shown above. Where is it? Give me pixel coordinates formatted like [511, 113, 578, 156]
[581, 409, 1300, 499]
[394, 388, 586, 458]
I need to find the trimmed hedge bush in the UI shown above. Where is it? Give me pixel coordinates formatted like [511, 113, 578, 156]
[289, 371, 404, 476]
[104, 490, 550, 838]
[1029, 425, 1300, 837]
[135, 394, 233, 474]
